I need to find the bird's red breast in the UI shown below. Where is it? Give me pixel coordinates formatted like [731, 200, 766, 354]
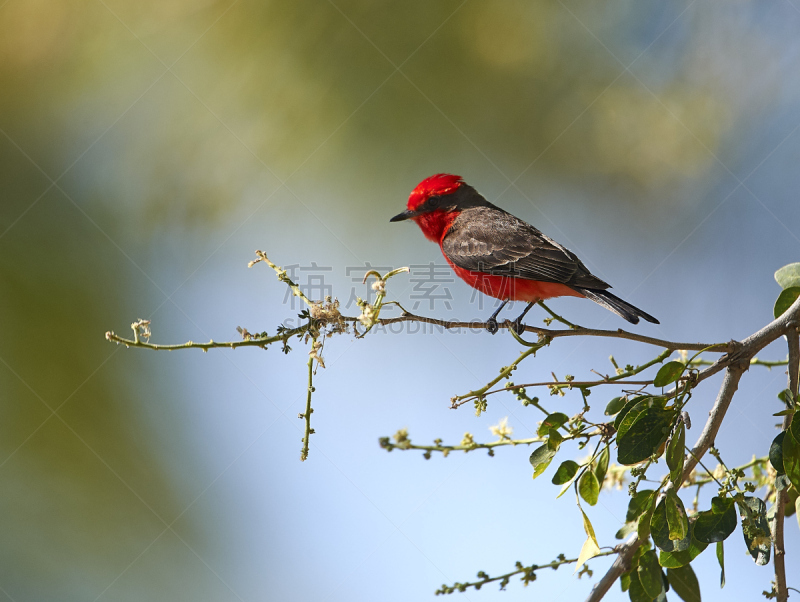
[443, 255, 583, 302]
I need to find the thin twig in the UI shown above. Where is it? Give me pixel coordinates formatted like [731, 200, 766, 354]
[457, 349, 674, 406]
[774, 322, 798, 602]
[105, 325, 309, 351]
[688, 357, 788, 368]
[436, 549, 618, 594]
[349, 313, 729, 352]
[250, 250, 314, 307]
[450, 339, 550, 409]
[538, 299, 578, 328]
[379, 435, 546, 456]
[300, 340, 316, 461]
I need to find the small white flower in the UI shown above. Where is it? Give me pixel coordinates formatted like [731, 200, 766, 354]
[489, 417, 513, 440]
[358, 304, 375, 327]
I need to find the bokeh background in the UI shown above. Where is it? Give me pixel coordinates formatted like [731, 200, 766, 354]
[2, 1, 800, 600]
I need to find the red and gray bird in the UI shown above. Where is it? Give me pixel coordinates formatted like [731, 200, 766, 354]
[390, 174, 658, 333]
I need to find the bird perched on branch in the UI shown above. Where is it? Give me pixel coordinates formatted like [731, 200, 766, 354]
[390, 174, 658, 333]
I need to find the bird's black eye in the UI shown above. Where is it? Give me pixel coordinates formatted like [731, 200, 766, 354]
[421, 195, 446, 212]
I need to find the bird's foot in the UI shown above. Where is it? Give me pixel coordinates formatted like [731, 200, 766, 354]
[486, 318, 499, 335]
[512, 319, 527, 336]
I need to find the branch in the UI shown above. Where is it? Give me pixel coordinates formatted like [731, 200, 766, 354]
[774, 322, 798, 602]
[249, 250, 314, 307]
[354, 313, 730, 352]
[688, 356, 788, 369]
[450, 340, 549, 410]
[379, 433, 546, 457]
[300, 340, 316, 461]
[105, 324, 308, 351]
[455, 348, 674, 407]
[108, 311, 730, 357]
[586, 293, 800, 602]
[436, 549, 618, 595]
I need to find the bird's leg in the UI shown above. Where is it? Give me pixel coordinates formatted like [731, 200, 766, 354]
[512, 301, 536, 335]
[486, 299, 508, 335]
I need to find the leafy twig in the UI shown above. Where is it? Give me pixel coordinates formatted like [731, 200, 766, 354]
[436, 550, 617, 595]
[379, 431, 547, 458]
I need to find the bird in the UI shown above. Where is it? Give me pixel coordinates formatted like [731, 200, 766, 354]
[390, 174, 658, 333]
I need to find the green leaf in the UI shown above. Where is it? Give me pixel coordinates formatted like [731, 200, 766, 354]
[667, 564, 701, 602]
[576, 536, 600, 573]
[538, 412, 569, 436]
[666, 423, 685, 483]
[616, 521, 637, 541]
[774, 287, 800, 319]
[796, 496, 800, 532]
[529, 444, 556, 479]
[769, 432, 786, 474]
[605, 396, 626, 416]
[617, 408, 675, 465]
[774, 409, 795, 417]
[778, 388, 798, 407]
[595, 445, 610, 484]
[775, 262, 800, 289]
[716, 541, 725, 588]
[547, 428, 563, 450]
[666, 491, 689, 541]
[784, 486, 798, 517]
[627, 490, 656, 523]
[658, 523, 708, 568]
[638, 496, 657, 542]
[783, 423, 800, 492]
[620, 571, 631, 592]
[694, 496, 737, 543]
[614, 395, 650, 430]
[737, 496, 771, 565]
[581, 507, 599, 546]
[652, 497, 690, 552]
[575, 508, 600, 572]
[551, 460, 579, 485]
[654, 361, 684, 388]
[637, 550, 664, 600]
[579, 470, 600, 506]
[627, 571, 652, 602]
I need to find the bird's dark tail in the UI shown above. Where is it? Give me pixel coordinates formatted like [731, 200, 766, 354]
[574, 288, 659, 325]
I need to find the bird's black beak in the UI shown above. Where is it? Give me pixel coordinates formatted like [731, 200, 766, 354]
[390, 209, 415, 222]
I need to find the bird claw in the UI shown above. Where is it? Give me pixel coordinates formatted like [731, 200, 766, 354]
[486, 318, 499, 335]
[512, 319, 526, 336]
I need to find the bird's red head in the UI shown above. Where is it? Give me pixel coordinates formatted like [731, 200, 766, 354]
[390, 174, 464, 242]
[407, 173, 463, 212]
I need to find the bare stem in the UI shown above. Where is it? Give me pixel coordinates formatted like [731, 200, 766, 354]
[538, 300, 578, 329]
[774, 322, 798, 602]
[105, 324, 309, 351]
[300, 341, 316, 462]
[250, 250, 314, 307]
[354, 313, 729, 352]
[688, 356, 788, 368]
